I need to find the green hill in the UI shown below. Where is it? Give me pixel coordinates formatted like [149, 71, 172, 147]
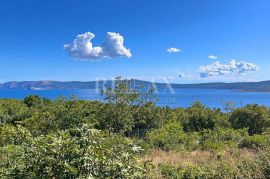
[1, 79, 270, 92]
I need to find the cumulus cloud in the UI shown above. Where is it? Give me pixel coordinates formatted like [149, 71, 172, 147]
[208, 55, 218, 60]
[199, 59, 259, 78]
[64, 32, 132, 60]
[167, 47, 181, 53]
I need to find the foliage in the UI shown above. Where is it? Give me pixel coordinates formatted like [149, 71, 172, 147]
[1, 80, 270, 177]
[146, 121, 187, 151]
[23, 95, 45, 107]
[132, 103, 167, 131]
[21, 98, 99, 136]
[183, 102, 230, 132]
[97, 78, 156, 133]
[239, 134, 270, 149]
[0, 125, 32, 146]
[0, 99, 28, 125]
[0, 125, 148, 178]
[199, 128, 248, 150]
[230, 104, 270, 135]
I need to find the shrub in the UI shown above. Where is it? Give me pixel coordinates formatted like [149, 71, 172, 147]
[236, 148, 270, 178]
[230, 104, 270, 135]
[183, 102, 230, 132]
[0, 125, 32, 146]
[23, 95, 44, 107]
[239, 135, 270, 149]
[159, 164, 181, 178]
[97, 78, 156, 133]
[133, 103, 167, 131]
[199, 128, 248, 150]
[146, 121, 187, 151]
[0, 99, 28, 125]
[0, 125, 148, 178]
[21, 98, 99, 136]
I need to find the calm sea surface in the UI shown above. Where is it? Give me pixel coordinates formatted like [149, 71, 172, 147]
[1, 88, 270, 108]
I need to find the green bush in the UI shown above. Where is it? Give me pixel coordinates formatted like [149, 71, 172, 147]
[146, 121, 187, 151]
[183, 102, 230, 132]
[21, 98, 99, 136]
[230, 104, 270, 135]
[0, 125, 31, 146]
[0, 99, 28, 125]
[0, 125, 148, 178]
[199, 128, 248, 150]
[97, 78, 157, 133]
[133, 103, 167, 131]
[239, 135, 270, 149]
[159, 164, 181, 178]
[23, 95, 44, 107]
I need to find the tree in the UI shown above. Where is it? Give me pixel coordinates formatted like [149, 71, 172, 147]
[183, 102, 230, 132]
[230, 104, 270, 135]
[132, 103, 166, 131]
[23, 95, 44, 107]
[146, 121, 187, 151]
[97, 77, 156, 133]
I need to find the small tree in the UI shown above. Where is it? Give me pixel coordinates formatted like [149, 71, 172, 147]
[230, 104, 270, 135]
[23, 95, 44, 107]
[97, 77, 156, 133]
[147, 121, 187, 151]
[183, 102, 230, 132]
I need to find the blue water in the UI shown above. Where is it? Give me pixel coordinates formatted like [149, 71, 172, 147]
[1, 88, 270, 108]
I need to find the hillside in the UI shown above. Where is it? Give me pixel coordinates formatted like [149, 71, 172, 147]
[1, 80, 270, 92]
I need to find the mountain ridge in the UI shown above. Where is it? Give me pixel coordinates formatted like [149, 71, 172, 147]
[1, 80, 270, 92]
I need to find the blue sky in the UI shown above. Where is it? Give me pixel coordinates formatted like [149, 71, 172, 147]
[0, 0, 270, 83]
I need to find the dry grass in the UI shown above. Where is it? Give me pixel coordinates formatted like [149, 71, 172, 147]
[142, 148, 255, 168]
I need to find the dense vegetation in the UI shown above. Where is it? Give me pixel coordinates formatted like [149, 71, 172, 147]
[1, 79, 270, 178]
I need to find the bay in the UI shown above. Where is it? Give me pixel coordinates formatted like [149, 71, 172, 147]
[1, 88, 270, 109]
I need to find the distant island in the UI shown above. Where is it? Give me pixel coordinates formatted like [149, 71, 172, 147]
[1, 79, 270, 92]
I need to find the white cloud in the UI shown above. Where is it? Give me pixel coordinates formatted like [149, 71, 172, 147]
[208, 55, 218, 60]
[64, 32, 132, 60]
[167, 47, 181, 53]
[199, 59, 260, 78]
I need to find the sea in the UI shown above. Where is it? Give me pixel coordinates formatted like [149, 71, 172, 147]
[1, 88, 270, 109]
